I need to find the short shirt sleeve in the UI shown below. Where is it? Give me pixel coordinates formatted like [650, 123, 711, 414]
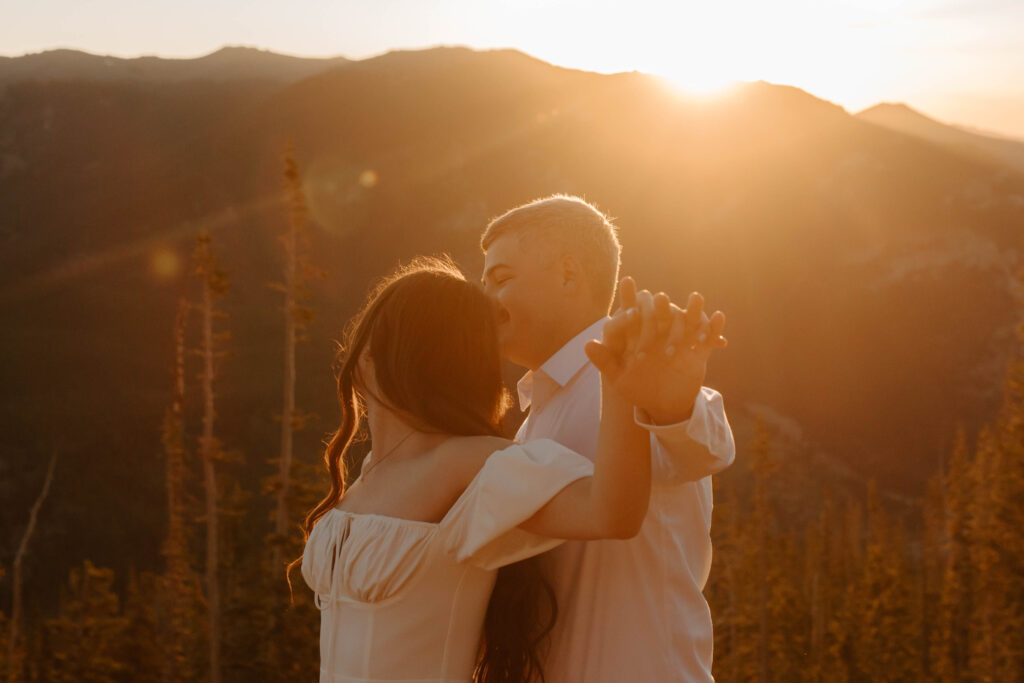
[439, 438, 593, 570]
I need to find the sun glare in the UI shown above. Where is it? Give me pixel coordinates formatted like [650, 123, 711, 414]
[606, 3, 754, 99]
[657, 71, 739, 99]
[537, 0, 900, 112]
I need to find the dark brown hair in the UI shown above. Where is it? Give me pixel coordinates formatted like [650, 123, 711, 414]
[287, 256, 555, 683]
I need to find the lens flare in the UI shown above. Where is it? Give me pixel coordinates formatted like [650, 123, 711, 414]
[150, 247, 180, 280]
[359, 169, 378, 188]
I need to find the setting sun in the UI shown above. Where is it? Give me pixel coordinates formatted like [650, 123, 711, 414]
[657, 72, 739, 98]
[580, 0, 898, 110]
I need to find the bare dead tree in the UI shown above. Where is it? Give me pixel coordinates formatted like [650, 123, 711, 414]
[8, 450, 57, 680]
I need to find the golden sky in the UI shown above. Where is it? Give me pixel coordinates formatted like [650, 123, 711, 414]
[3, 0, 1023, 139]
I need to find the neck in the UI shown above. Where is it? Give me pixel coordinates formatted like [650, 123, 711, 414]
[365, 401, 449, 464]
[525, 311, 606, 372]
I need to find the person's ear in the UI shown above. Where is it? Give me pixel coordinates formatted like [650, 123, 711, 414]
[357, 346, 372, 371]
[560, 254, 582, 293]
[355, 347, 376, 391]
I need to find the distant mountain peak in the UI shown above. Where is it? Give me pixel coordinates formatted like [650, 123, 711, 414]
[858, 100, 1024, 172]
[198, 45, 336, 63]
[861, 102, 916, 114]
[207, 45, 270, 55]
[858, 102, 942, 124]
[358, 44, 552, 70]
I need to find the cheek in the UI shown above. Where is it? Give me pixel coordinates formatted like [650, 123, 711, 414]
[498, 286, 530, 325]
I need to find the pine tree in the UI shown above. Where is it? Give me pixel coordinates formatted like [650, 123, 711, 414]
[708, 466, 747, 681]
[934, 428, 975, 682]
[0, 606, 25, 683]
[747, 427, 808, 682]
[120, 569, 163, 683]
[710, 421, 810, 682]
[708, 425, 763, 682]
[269, 146, 317, 577]
[855, 482, 921, 681]
[42, 561, 128, 683]
[255, 146, 324, 682]
[835, 499, 864, 681]
[990, 344, 1024, 679]
[268, 457, 326, 682]
[969, 336, 1024, 681]
[158, 298, 204, 683]
[806, 508, 825, 681]
[921, 462, 947, 681]
[193, 230, 230, 683]
[818, 496, 852, 683]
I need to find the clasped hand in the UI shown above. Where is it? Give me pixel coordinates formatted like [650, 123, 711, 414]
[585, 277, 727, 425]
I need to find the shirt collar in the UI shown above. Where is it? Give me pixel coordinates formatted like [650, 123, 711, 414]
[517, 317, 608, 411]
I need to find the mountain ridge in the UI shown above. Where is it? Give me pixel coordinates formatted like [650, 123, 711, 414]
[0, 45, 352, 85]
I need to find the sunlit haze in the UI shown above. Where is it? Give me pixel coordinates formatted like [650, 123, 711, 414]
[3, 0, 1023, 137]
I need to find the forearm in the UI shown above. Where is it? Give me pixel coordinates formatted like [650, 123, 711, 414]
[587, 375, 651, 537]
[518, 378, 651, 540]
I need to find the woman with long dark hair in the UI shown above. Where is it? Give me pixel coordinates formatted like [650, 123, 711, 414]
[290, 256, 661, 683]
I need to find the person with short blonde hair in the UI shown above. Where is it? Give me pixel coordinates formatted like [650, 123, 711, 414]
[481, 194, 621, 313]
[481, 194, 734, 682]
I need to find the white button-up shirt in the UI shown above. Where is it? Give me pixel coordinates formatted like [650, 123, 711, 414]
[516, 318, 735, 683]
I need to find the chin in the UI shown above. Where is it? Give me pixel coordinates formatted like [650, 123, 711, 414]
[497, 334, 516, 361]
[498, 334, 528, 368]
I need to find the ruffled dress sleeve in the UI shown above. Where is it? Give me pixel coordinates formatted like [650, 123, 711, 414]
[438, 438, 593, 570]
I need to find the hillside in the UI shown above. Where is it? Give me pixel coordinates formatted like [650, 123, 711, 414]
[1, 46, 1022, 610]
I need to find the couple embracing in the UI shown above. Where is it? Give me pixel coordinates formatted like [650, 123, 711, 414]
[292, 195, 735, 682]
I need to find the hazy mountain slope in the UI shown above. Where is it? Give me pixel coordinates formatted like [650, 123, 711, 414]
[2, 46, 1022, 607]
[858, 102, 1024, 174]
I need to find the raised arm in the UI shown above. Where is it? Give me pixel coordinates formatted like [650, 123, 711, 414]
[618, 278, 734, 483]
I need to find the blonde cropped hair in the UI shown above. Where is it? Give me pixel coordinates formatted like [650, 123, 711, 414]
[481, 195, 622, 312]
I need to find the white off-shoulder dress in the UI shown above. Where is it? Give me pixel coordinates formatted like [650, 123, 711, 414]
[301, 438, 594, 683]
